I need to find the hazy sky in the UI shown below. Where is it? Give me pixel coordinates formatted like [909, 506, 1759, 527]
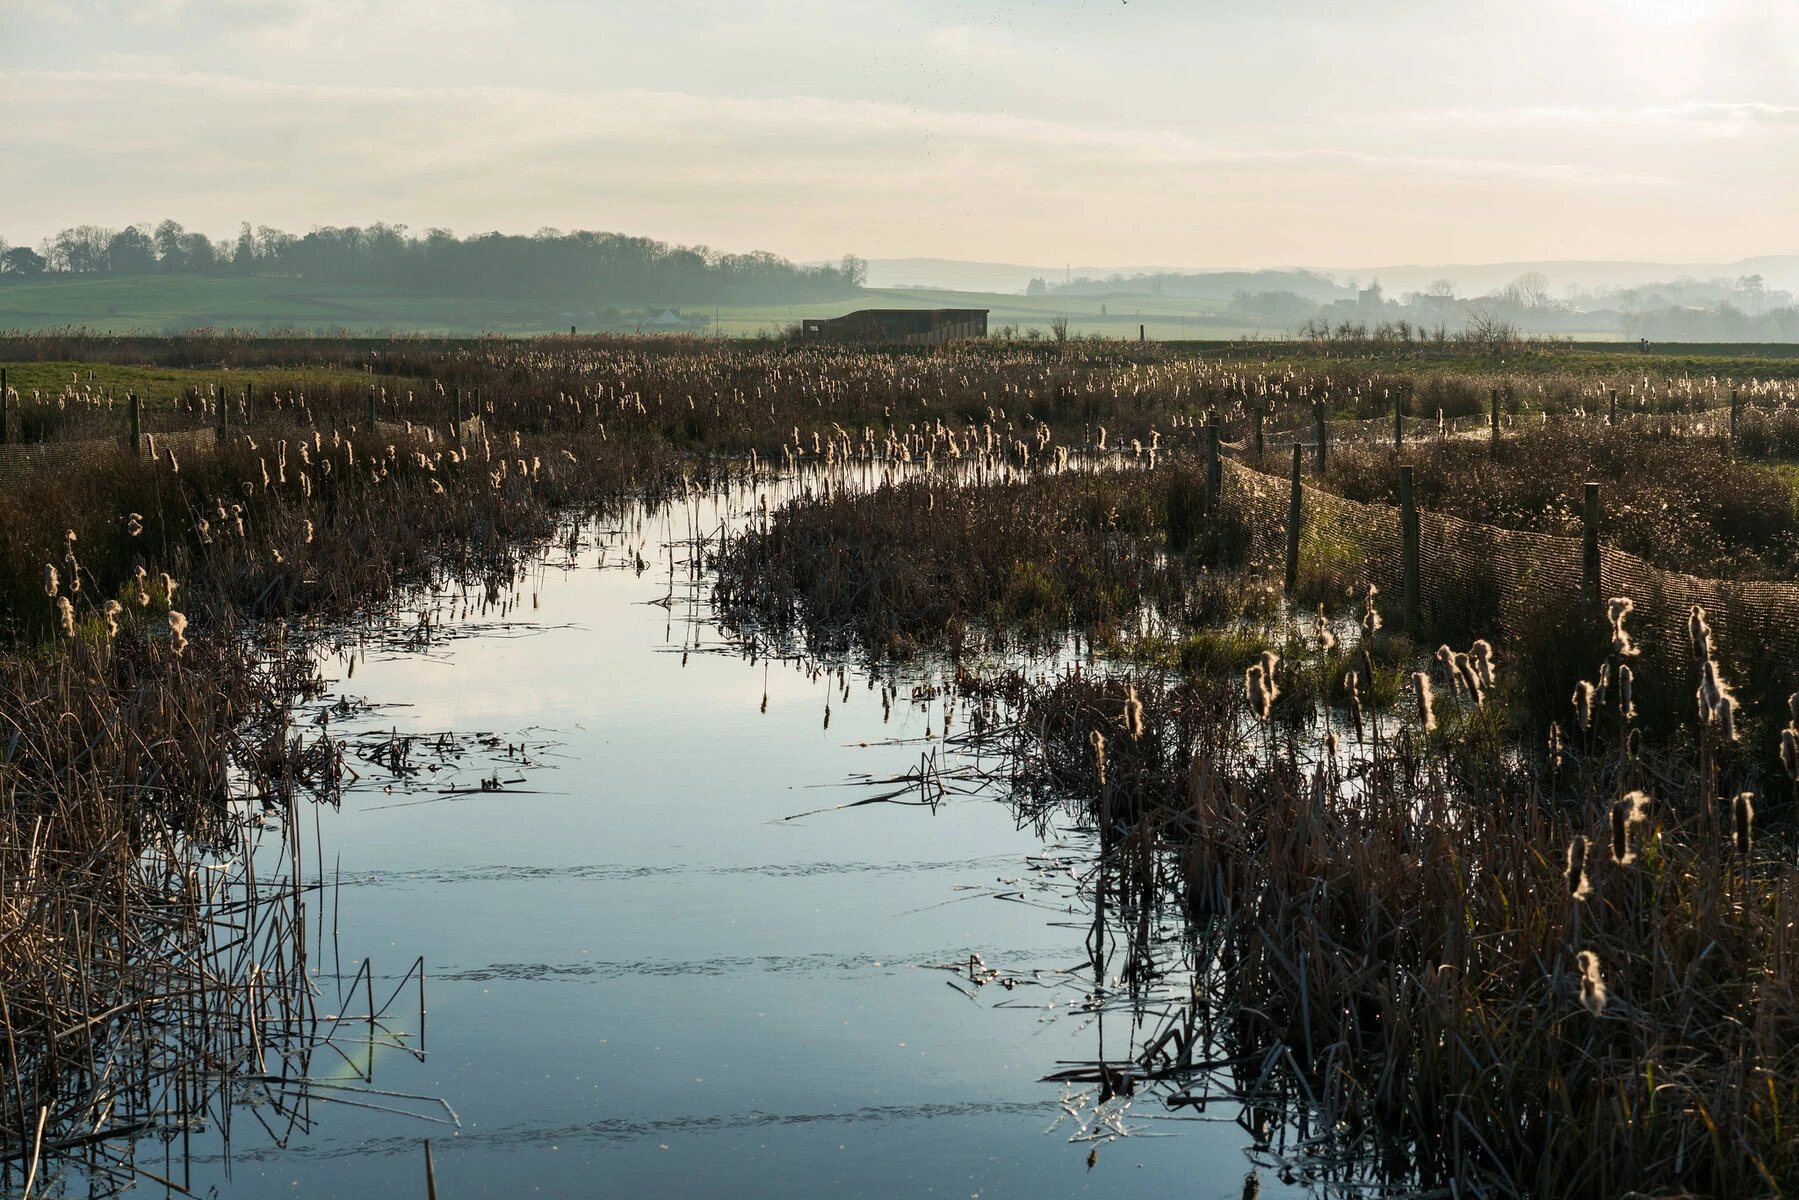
[3, 0, 1796, 268]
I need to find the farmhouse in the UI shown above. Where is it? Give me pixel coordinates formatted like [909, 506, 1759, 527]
[800, 308, 988, 345]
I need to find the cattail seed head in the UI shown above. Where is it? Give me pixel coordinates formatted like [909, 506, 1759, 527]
[168, 610, 188, 655]
[1435, 645, 1458, 697]
[1123, 685, 1145, 741]
[1576, 950, 1607, 1015]
[1469, 640, 1495, 690]
[1566, 835, 1592, 900]
[1246, 665, 1274, 721]
[56, 596, 74, 637]
[102, 599, 121, 637]
[1618, 664, 1635, 720]
[1734, 791, 1755, 858]
[1782, 728, 1799, 782]
[1607, 596, 1639, 657]
[1718, 693, 1739, 743]
[1453, 652, 1482, 706]
[1316, 603, 1335, 652]
[1689, 605, 1711, 663]
[42, 563, 58, 598]
[1572, 681, 1594, 733]
[1412, 671, 1435, 731]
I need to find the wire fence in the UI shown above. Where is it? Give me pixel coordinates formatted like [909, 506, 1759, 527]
[1222, 454, 1799, 734]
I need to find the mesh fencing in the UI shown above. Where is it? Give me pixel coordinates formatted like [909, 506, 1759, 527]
[1220, 456, 1799, 722]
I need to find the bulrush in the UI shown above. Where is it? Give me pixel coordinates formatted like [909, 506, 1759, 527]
[1453, 652, 1482, 706]
[42, 563, 58, 598]
[1361, 583, 1381, 636]
[1345, 671, 1365, 743]
[1734, 792, 1755, 858]
[1619, 664, 1635, 720]
[1316, 604, 1335, 653]
[1469, 639, 1495, 691]
[1576, 950, 1607, 1016]
[1689, 605, 1712, 663]
[1246, 665, 1275, 721]
[1435, 645, 1459, 698]
[102, 599, 122, 638]
[1123, 685, 1145, 741]
[1566, 835, 1593, 900]
[1607, 597, 1640, 657]
[1573, 681, 1594, 733]
[1412, 671, 1435, 732]
[56, 596, 74, 637]
[168, 611, 188, 655]
[1783, 728, 1799, 783]
[1612, 791, 1650, 864]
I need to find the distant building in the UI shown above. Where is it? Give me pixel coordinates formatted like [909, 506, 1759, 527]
[644, 309, 691, 330]
[800, 308, 988, 345]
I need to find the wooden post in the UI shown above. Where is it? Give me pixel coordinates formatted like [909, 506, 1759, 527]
[1253, 409, 1264, 458]
[1313, 402, 1327, 473]
[1400, 465, 1419, 633]
[1394, 391, 1404, 450]
[129, 393, 142, 456]
[453, 388, 464, 443]
[217, 384, 228, 440]
[1608, 389, 1617, 426]
[1582, 482, 1601, 622]
[1730, 388, 1740, 444]
[367, 386, 378, 434]
[1205, 418, 1221, 507]
[1285, 443, 1303, 595]
[1139, 324, 1145, 343]
[1490, 388, 1500, 443]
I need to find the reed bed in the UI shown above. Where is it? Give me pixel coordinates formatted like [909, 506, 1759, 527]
[957, 612, 1799, 1194]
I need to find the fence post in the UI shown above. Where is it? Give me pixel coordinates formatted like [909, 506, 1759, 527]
[1490, 388, 1500, 444]
[1285, 443, 1303, 595]
[1313, 402, 1327, 473]
[1730, 388, 1739, 445]
[129, 393, 142, 456]
[217, 385, 228, 441]
[0, 367, 8, 445]
[1139, 324, 1145, 343]
[1253, 409, 1264, 458]
[1582, 482, 1601, 623]
[1205, 418, 1221, 508]
[1394, 391, 1404, 450]
[1608, 389, 1617, 426]
[1400, 465, 1419, 633]
[367, 386, 378, 434]
[453, 388, 464, 443]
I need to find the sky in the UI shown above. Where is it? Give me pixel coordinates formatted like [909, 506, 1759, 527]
[2, 0, 1797, 270]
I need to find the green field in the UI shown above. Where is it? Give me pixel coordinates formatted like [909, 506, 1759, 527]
[0, 275, 1303, 340]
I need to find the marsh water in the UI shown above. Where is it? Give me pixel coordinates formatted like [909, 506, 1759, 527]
[155, 473, 1302, 1199]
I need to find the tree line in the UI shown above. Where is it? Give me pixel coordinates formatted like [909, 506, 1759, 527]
[0, 221, 867, 306]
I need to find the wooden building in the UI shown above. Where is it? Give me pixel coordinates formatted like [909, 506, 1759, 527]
[800, 308, 987, 345]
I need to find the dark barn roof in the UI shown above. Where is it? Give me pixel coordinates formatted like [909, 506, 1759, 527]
[800, 308, 987, 345]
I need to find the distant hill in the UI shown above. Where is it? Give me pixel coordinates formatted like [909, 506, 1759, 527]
[860, 256, 1799, 299]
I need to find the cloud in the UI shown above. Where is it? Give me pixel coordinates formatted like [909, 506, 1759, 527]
[0, 68, 1784, 264]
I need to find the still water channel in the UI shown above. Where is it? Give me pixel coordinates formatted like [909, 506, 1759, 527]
[171, 476, 1298, 1198]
